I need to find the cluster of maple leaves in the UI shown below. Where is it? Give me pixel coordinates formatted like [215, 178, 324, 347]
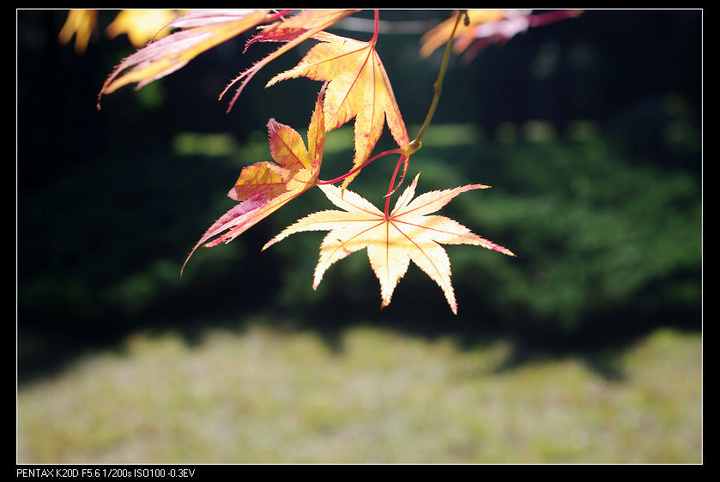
[80, 9, 577, 313]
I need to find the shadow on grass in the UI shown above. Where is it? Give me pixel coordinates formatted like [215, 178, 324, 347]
[17, 281, 701, 387]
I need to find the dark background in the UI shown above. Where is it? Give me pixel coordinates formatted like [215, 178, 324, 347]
[17, 10, 702, 381]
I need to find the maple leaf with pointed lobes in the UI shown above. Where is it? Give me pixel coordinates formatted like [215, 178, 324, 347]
[181, 89, 326, 274]
[266, 31, 410, 189]
[99, 9, 272, 104]
[219, 9, 359, 111]
[263, 174, 515, 314]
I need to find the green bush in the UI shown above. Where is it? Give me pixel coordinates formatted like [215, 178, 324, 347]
[17, 125, 701, 343]
[266, 125, 701, 338]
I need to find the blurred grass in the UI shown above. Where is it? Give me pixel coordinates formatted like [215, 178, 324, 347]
[17, 323, 701, 464]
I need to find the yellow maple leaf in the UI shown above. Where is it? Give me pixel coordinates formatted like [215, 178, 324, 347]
[266, 31, 410, 189]
[105, 9, 184, 47]
[263, 174, 515, 313]
[420, 9, 506, 58]
[58, 9, 98, 54]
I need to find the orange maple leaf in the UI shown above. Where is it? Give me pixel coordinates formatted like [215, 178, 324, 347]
[181, 89, 326, 274]
[263, 173, 515, 313]
[220, 9, 359, 111]
[420, 9, 507, 58]
[266, 31, 410, 188]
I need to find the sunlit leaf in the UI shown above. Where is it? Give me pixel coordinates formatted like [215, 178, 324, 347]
[182, 89, 326, 273]
[220, 9, 359, 111]
[105, 9, 184, 47]
[58, 9, 98, 54]
[264, 174, 515, 313]
[99, 9, 272, 103]
[421, 9, 581, 61]
[267, 31, 410, 188]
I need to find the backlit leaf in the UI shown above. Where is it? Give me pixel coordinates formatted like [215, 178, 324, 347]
[104, 9, 183, 47]
[266, 31, 410, 188]
[58, 9, 98, 54]
[263, 174, 515, 313]
[421, 9, 582, 61]
[220, 9, 359, 111]
[99, 9, 272, 102]
[182, 90, 326, 273]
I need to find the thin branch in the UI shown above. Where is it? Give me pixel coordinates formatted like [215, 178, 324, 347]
[316, 148, 404, 185]
[384, 154, 408, 217]
[382, 10, 466, 216]
[405, 9, 467, 154]
[370, 9, 380, 44]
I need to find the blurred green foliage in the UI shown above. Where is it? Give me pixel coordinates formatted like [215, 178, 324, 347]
[265, 124, 701, 338]
[18, 123, 700, 345]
